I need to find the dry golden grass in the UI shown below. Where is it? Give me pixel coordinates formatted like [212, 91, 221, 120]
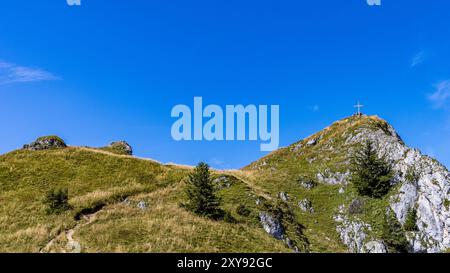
[74, 185, 287, 253]
[0, 147, 292, 253]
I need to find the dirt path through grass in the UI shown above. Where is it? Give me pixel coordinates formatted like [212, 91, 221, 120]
[39, 206, 104, 253]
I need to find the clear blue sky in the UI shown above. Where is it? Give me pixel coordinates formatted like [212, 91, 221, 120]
[1, 0, 449, 169]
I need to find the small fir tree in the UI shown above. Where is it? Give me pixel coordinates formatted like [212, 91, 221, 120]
[381, 209, 409, 253]
[350, 140, 393, 198]
[182, 162, 223, 219]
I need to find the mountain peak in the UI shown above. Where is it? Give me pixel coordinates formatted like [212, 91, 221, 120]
[244, 114, 403, 173]
[245, 114, 450, 253]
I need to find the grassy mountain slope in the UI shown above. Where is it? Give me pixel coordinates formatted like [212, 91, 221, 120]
[0, 147, 287, 252]
[2, 115, 442, 253]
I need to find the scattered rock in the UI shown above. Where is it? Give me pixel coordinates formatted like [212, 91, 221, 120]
[298, 177, 317, 190]
[292, 143, 303, 152]
[298, 199, 314, 213]
[283, 238, 299, 253]
[279, 192, 289, 202]
[316, 170, 350, 185]
[306, 138, 317, 146]
[212, 176, 234, 189]
[23, 136, 67, 151]
[137, 201, 147, 210]
[259, 212, 284, 240]
[339, 187, 345, 194]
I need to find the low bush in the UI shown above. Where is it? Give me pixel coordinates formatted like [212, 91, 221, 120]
[44, 188, 71, 214]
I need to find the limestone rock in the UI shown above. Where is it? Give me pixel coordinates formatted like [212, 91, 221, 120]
[334, 205, 385, 253]
[298, 177, 316, 190]
[279, 192, 289, 202]
[316, 170, 350, 185]
[23, 136, 67, 151]
[107, 141, 133, 155]
[137, 201, 147, 210]
[345, 121, 450, 252]
[259, 212, 284, 239]
[364, 241, 388, 253]
[298, 199, 314, 213]
[212, 176, 233, 189]
[306, 138, 317, 146]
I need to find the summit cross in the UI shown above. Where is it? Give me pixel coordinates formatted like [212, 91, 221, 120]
[354, 101, 364, 115]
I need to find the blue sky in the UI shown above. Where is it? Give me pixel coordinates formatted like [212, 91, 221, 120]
[1, 0, 449, 169]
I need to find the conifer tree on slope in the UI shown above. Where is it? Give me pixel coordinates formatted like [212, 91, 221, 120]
[350, 140, 393, 198]
[183, 162, 222, 219]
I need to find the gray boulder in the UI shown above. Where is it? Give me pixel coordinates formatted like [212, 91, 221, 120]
[279, 192, 289, 202]
[364, 241, 388, 253]
[212, 176, 233, 189]
[316, 170, 350, 185]
[306, 138, 317, 146]
[298, 199, 314, 213]
[23, 136, 67, 151]
[259, 212, 284, 239]
[137, 201, 147, 210]
[298, 177, 316, 190]
[107, 141, 133, 155]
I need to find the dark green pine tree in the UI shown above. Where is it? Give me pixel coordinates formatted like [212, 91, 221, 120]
[382, 209, 409, 253]
[182, 162, 222, 219]
[350, 140, 393, 198]
[403, 207, 418, 231]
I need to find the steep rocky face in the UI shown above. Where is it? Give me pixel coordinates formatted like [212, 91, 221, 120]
[245, 115, 450, 253]
[23, 136, 67, 151]
[344, 117, 450, 252]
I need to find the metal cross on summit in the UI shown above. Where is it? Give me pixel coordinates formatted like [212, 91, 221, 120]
[354, 101, 364, 116]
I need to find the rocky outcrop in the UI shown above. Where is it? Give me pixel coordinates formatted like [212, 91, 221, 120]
[334, 205, 387, 253]
[344, 118, 450, 253]
[137, 200, 147, 210]
[247, 115, 450, 253]
[298, 199, 314, 213]
[259, 212, 284, 240]
[279, 192, 289, 202]
[316, 169, 350, 185]
[213, 176, 234, 189]
[258, 210, 308, 253]
[105, 141, 133, 155]
[23, 136, 67, 151]
[298, 177, 316, 190]
[364, 240, 388, 253]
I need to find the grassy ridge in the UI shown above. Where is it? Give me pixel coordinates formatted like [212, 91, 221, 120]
[0, 147, 185, 252]
[0, 147, 289, 252]
[0, 115, 398, 253]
